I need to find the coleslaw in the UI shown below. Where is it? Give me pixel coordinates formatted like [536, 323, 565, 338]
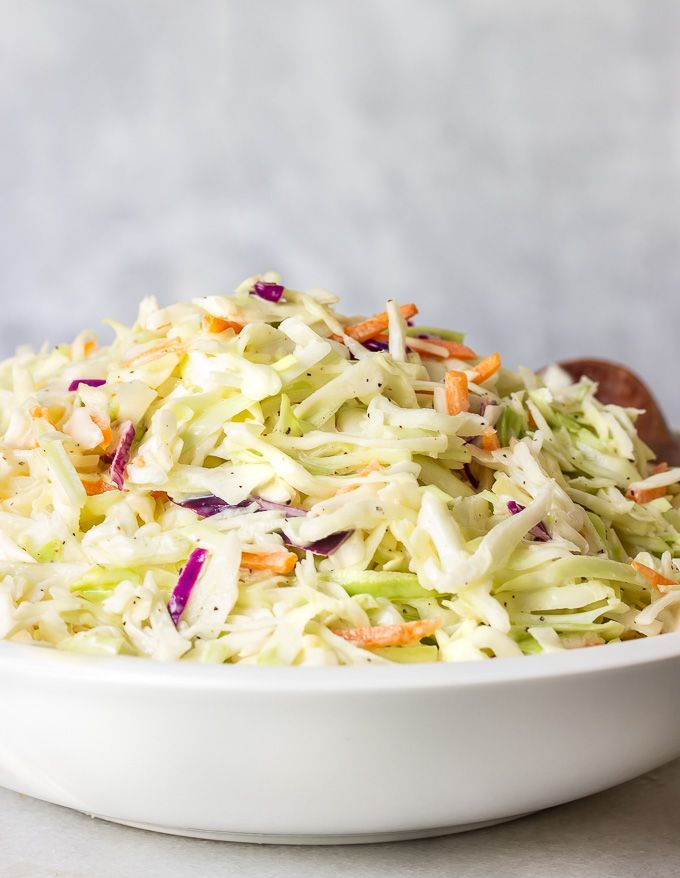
[1, 271, 679, 665]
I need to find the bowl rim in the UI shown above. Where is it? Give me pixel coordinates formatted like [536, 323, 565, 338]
[1, 631, 680, 693]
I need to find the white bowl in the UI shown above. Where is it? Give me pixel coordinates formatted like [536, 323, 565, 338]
[1, 634, 680, 845]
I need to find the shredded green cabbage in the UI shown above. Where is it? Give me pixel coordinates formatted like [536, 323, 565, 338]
[1, 271, 679, 665]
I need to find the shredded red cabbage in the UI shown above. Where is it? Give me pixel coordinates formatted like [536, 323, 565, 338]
[251, 281, 284, 303]
[173, 496, 252, 517]
[110, 421, 135, 490]
[363, 339, 390, 352]
[283, 530, 352, 556]
[172, 494, 307, 518]
[506, 501, 551, 541]
[168, 548, 208, 625]
[68, 378, 106, 391]
[172, 494, 351, 555]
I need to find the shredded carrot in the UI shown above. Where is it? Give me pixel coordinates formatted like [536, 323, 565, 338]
[344, 304, 418, 343]
[359, 460, 382, 477]
[631, 560, 677, 590]
[626, 485, 667, 504]
[469, 352, 501, 385]
[241, 550, 298, 575]
[411, 337, 477, 360]
[150, 490, 167, 500]
[626, 462, 668, 503]
[202, 315, 243, 334]
[371, 333, 477, 360]
[333, 618, 441, 649]
[626, 464, 669, 503]
[444, 371, 469, 415]
[481, 426, 500, 452]
[81, 477, 117, 496]
[122, 337, 185, 368]
[83, 339, 97, 357]
[90, 413, 112, 449]
[336, 460, 383, 494]
[30, 406, 59, 430]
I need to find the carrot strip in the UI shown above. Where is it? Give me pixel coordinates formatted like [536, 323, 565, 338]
[241, 550, 298, 575]
[626, 485, 667, 504]
[336, 460, 383, 495]
[445, 371, 469, 415]
[83, 339, 97, 357]
[333, 618, 441, 649]
[81, 477, 117, 496]
[122, 338, 185, 368]
[631, 462, 672, 503]
[469, 352, 501, 385]
[344, 304, 418, 343]
[30, 406, 59, 430]
[202, 315, 243, 334]
[481, 426, 500, 452]
[90, 413, 113, 449]
[412, 338, 477, 360]
[631, 560, 677, 590]
[372, 334, 477, 360]
[359, 460, 382, 477]
[626, 464, 669, 503]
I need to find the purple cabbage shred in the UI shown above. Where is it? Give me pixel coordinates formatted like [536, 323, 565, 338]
[168, 548, 208, 625]
[109, 421, 135, 490]
[172, 494, 307, 518]
[506, 501, 551, 541]
[68, 378, 106, 391]
[250, 281, 285, 303]
[172, 494, 352, 556]
[283, 530, 352, 556]
[363, 339, 390, 352]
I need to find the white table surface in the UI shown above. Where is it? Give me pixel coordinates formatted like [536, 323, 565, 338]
[1, 759, 679, 878]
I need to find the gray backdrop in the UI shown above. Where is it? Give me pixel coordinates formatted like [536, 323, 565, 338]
[1, 1, 680, 418]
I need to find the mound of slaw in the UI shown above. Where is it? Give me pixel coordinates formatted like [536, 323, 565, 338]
[1, 271, 679, 665]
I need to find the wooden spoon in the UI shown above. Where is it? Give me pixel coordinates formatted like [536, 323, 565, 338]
[557, 358, 680, 466]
